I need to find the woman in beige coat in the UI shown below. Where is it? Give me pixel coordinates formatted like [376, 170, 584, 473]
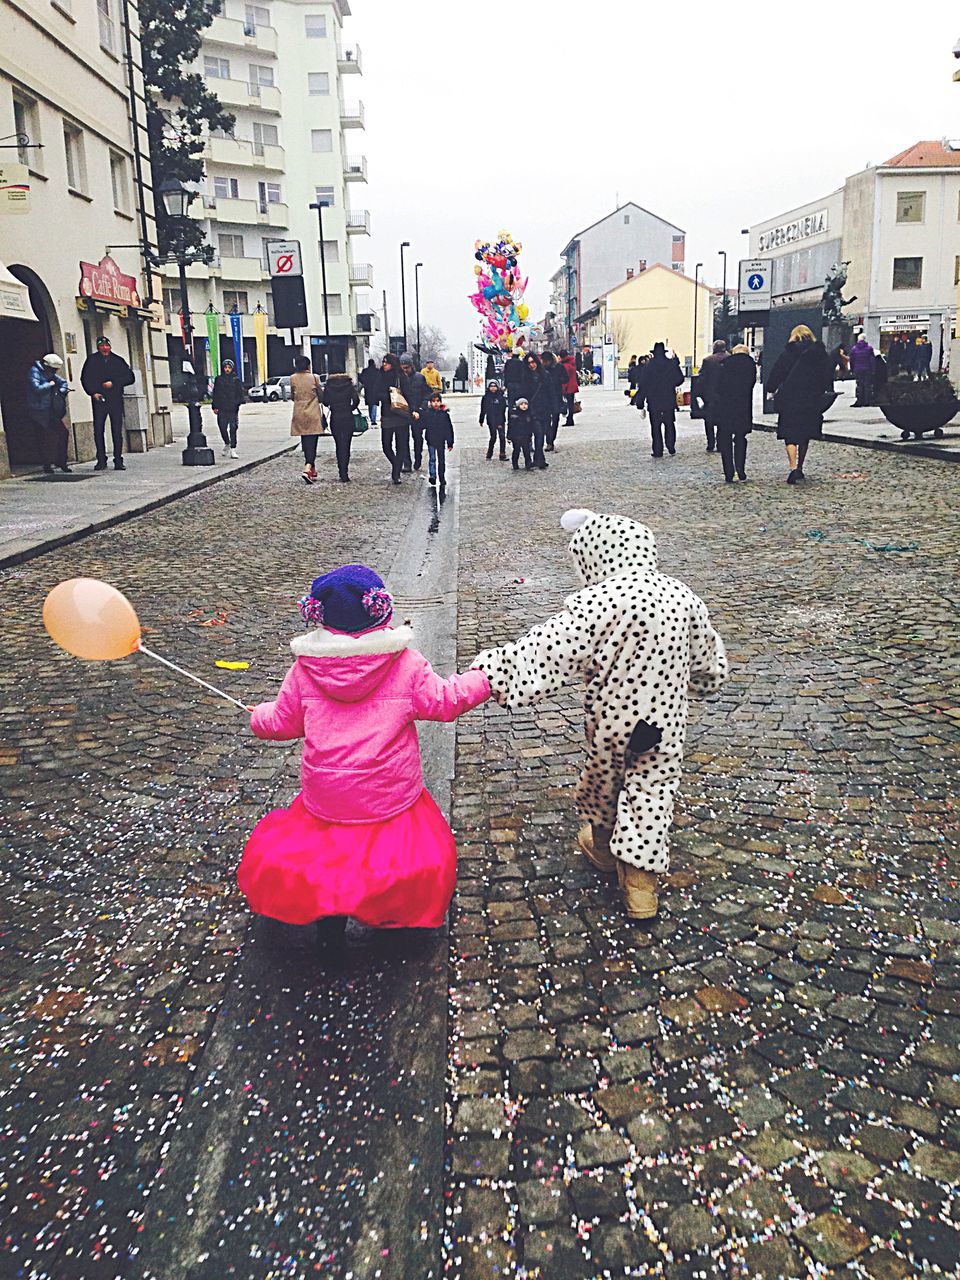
[290, 356, 325, 484]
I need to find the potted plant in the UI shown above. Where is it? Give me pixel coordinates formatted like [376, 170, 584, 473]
[876, 372, 959, 440]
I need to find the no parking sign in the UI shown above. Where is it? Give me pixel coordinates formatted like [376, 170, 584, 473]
[267, 241, 303, 277]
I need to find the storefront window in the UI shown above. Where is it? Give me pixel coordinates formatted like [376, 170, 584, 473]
[892, 257, 923, 290]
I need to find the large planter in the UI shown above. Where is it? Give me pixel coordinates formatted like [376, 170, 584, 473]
[879, 399, 959, 440]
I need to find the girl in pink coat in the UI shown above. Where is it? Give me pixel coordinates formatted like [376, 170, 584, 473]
[238, 564, 490, 929]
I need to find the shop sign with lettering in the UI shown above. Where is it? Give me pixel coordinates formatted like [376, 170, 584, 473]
[758, 209, 829, 253]
[78, 255, 142, 308]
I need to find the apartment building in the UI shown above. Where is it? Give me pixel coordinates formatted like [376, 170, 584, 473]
[162, 0, 371, 383]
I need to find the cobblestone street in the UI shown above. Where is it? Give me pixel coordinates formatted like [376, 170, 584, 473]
[0, 392, 958, 1279]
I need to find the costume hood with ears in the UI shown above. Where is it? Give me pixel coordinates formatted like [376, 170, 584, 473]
[560, 508, 658, 586]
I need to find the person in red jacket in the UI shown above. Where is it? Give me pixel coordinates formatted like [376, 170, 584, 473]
[558, 350, 578, 425]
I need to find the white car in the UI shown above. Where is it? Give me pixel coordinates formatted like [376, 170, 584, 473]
[248, 375, 292, 402]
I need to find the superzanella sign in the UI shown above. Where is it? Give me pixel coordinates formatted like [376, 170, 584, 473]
[758, 209, 829, 253]
[78, 255, 141, 307]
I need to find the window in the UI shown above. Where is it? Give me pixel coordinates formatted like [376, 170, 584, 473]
[62, 121, 87, 192]
[623, 214, 630, 225]
[223, 289, 249, 314]
[110, 151, 130, 211]
[162, 288, 181, 326]
[892, 257, 923, 290]
[204, 56, 230, 78]
[322, 293, 343, 316]
[218, 232, 245, 258]
[315, 185, 335, 207]
[308, 72, 330, 95]
[244, 3, 269, 31]
[896, 191, 925, 224]
[13, 93, 41, 169]
[265, 289, 275, 326]
[258, 181, 281, 211]
[97, 0, 115, 53]
[311, 129, 333, 153]
[249, 63, 274, 89]
[252, 121, 278, 155]
[213, 175, 240, 200]
[318, 239, 339, 263]
[304, 13, 326, 36]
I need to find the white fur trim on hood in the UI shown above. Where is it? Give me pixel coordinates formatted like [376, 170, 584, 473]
[291, 624, 414, 658]
[561, 508, 596, 533]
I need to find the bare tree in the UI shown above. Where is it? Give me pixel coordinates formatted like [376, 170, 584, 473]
[404, 323, 449, 366]
[608, 313, 633, 358]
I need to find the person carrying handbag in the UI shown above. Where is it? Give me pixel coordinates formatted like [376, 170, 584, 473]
[290, 356, 325, 485]
[378, 353, 412, 485]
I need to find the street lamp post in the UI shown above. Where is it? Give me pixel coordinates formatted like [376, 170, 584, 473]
[693, 262, 703, 372]
[157, 176, 214, 467]
[718, 249, 728, 346]
[400, 241, 410, 351]
[309, 199, 331, 341]
[414, 261, 422, 365]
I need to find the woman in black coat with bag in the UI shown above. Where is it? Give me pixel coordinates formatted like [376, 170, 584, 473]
[540, 351, 565, 451]
[713, 344, 757, 483]
[766, 324, 834, 484]
[321, 372, 360, 482]
[378, 353, 412, 485]
[518, 352, 550, 469]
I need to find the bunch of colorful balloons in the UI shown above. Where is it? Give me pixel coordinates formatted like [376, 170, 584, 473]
[468, 231, 531, 351]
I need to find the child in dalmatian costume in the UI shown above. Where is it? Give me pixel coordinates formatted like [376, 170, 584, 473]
[472, 508, 727, 919]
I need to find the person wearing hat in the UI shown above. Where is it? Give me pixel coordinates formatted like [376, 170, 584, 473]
[26, 353, 71, 474]
[79, 335, 135, 470]
[210, 358, 246, 459]
[238, 564, 490, 933]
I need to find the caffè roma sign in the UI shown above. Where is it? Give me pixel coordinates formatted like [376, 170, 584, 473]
[78, 255, 142, 308]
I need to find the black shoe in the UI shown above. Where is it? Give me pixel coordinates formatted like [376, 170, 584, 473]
[94, 460, 107, 471]
[545, 444, 555, 452]
[413, 462, 422, 471]
[401, 465, 412, 474]
[512, 462, 520, 470]
[59, 465, 72, 473]
[428, 475, 436, 485]
[114, 460, 126, 471]
[667, 448, 676, 455]
[339, 475, 351, 482]
[787, 470, 797, 484]
[737, 472, 747, 481]
[537, 462, 549, 469]
[43, 464, 54, 474]
[524, 463, 535, 470]
[486, 451, 493, 460]
[499, 453, 507, 461]
[652, 452, 663, 458]
[724, 475, 734, 483]
[795, 469, 806, 482]
[706, 445, 715, 452]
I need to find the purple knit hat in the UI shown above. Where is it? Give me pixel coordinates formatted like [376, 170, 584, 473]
[297, 564, 393, 633]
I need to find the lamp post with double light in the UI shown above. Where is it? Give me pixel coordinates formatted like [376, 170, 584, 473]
[400, 240, 410, 351]
[414, 261, 423, 365]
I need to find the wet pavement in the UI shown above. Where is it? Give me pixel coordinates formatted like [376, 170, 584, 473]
[1, 390, 958, 1279]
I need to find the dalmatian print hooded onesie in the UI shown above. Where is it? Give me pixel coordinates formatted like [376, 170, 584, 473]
[473, 510, 727, 873]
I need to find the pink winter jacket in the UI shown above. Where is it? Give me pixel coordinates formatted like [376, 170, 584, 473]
[250, 624, 490, 824]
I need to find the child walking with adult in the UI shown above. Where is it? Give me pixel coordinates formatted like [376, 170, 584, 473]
[211, 358, 246, 459]
[421, 391, 454, 490]
[321, 371, 360, 482]
[238, 565, 490, 931]
[507, 396, 534, 470]
[479, 380, 507, 460]
[473, 509, 726, 920]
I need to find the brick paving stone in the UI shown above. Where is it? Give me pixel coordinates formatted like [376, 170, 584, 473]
[739, 1235, 807, 1279]
[794, 1212, 870, 1265]
[574, 1129, 631, 1170]
[660, 1203, 725, 1253]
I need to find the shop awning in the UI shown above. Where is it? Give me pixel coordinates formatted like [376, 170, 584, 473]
[0, 261, 40, 323]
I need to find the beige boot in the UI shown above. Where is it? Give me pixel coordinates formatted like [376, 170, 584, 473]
[616, 861, 659, 920]
[578, 824, 616, 873]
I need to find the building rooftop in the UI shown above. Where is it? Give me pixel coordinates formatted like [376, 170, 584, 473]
[598, 262, 712, 298]
[881, 140, 960, 168]
[561, 202, 684, 257]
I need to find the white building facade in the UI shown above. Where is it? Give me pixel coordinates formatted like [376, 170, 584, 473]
[1, 0, 170, 477]
[162, 0, 371, 384]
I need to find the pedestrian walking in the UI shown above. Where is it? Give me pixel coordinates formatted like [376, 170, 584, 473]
[558, 349, 578, 425]
[916, 335, 933, 378]
[289, 356, 325, 485]
[541, 351, 565, 451]
[696, 339, 729, 452]
[713, 343, 756, 482]
[399, 354, 429, 472]
[211, 358, 246, 458]
[848, 334, 875, 406]
[80, 335, 135, 471]
[502, 350, 524, 405]
[637, 342, 683, 457]
[422, 391, 454, 491]
[507, 396, 534, 470]
[520, 352, 550, 469]
[766, 324, 833, 484]
[472, 508, 727, 920]
[422, 358, 442, 396]
[26, 353, 71, 474]
[238, 564, 490, 935]
[358, 358, 383, 425]
[626, 355, 640, 391]
[321, 371, 360, 483]
[479, 380, 507, 460]
[379, 352, 412, 485]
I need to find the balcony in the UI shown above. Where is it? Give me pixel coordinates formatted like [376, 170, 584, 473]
[257, 201, 289, 228]
[206, 14, 278, 56]
[343, 155, 367, 183]
[210, 77, 281, 114]
[345, 209, 370, 235]
[340, 101, 364, 129]
[203, 196, 259, 225]
[337, 44, 362, 73]
[205, 135, 285, 172]
[349, 263, 373, 288]
[217, 255, 267, 283]
[354, 312, 379, 334]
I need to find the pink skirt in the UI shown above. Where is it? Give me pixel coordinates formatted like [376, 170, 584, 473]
[237, 789, 456, 928]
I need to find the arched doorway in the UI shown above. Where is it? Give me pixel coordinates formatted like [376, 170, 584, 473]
[0, 265, 60, 468]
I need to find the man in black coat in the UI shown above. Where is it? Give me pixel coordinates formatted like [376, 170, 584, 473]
[695, 340, 729, 452]
[636, 343, 684, 458]
[357, 359, 384, 425]
[502, 352, 523, 403]
[211, 358, 246, 457]
[399, 353, 429, 471]
[80, 336, 136, 470]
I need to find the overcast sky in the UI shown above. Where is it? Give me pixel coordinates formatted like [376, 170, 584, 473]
[349, 1, 959, 362]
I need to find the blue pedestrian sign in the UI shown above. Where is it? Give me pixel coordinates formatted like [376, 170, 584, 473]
[747, 273, 764, 291]
[739, 257, 772, 312]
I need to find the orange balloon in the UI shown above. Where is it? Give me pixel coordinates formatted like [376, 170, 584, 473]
[43, 578, 141, 661]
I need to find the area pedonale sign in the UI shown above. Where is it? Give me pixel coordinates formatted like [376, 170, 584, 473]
[78, 255, 142, 308]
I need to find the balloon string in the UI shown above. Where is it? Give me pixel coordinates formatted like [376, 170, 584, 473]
[136, 642, 250, 712]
